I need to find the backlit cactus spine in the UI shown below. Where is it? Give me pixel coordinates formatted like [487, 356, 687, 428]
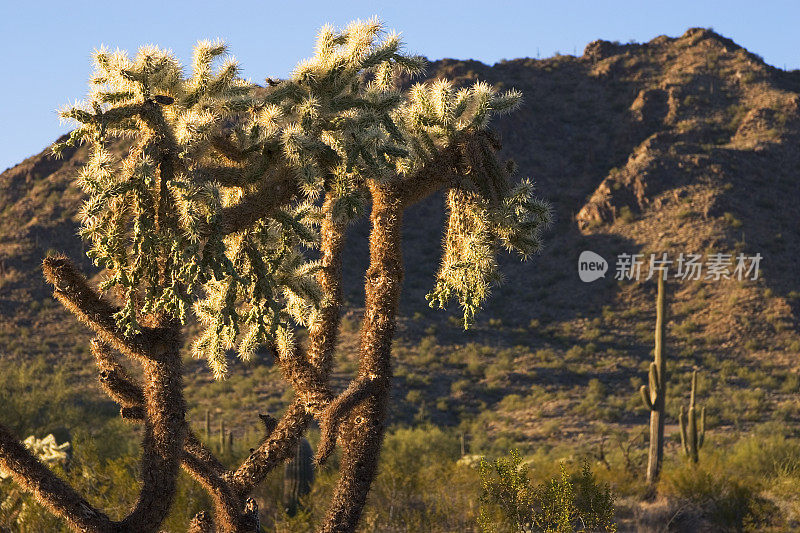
[679, 370, 706, 463]
[283, 437, 315, 517]
[640, 274, 667, 483]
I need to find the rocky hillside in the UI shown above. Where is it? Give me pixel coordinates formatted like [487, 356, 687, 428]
[1, 28, 799, 441]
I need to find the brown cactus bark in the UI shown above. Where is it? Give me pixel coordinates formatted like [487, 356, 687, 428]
[320, 182, 403, 533]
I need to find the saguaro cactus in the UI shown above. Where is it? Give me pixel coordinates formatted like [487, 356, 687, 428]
[284, 437, 315, 517]
[679, 370, 706, 463]
[640, 274, 667, 483]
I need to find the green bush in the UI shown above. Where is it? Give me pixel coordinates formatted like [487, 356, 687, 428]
[264, 425, 480, 532]
[728, 433, 800, 479]
[478, 450, 616, 532]
[661, 461, 782, 531]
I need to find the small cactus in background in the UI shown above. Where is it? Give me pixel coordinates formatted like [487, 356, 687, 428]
[219, 419, 226, 453]
[640, 274, 667, 483]
[1, 434, 71, 526]
[0, 434, 70, 480]
[283, 437, 315, 516]
[679, 370, 706, 463]
[204, 409, 210, 438]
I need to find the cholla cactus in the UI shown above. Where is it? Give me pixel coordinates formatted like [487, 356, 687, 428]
[0, 19, 550, 533]
[55, 41, 248, 333]
[0, 434, 70, 480]
[395, 74, 550, 328]
[20, 435, 70, 468]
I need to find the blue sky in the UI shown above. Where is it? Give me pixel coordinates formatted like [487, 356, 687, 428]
[2, 0, 799, 171]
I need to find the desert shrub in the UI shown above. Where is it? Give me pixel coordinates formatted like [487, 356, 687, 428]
[617, 206, 635, 224]
[0, 356, 117, 437]
[537, 462, 616, 532]
[728, 432, 800, 479]
[660, 461, 781, 531]
[367, 426, 473, 528]
[478, 450, 616, 532]
[574, 380, 623, 423]
[478, 449, 535, 532]
[261, 425, 480, 532]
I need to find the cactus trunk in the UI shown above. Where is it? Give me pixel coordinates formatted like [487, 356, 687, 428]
[641, 274, 667, 483]
[688, 406, 698, 462]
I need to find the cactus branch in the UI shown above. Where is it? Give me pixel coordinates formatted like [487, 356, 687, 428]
[680, 369, 706, 463]
[398, 131, 491, 208]
[42, 256, 159, 362]
[679, 405, 688, 456]
[188, 510, 214, 533]
[229, 196, 348, 496]
[3, 278, 188, 532]
[92, 339, 145, 408]
[320, 181, 402, 533]
[214, 166, 299, 235]
[316, 376, 381, 465]
[230, 401, 312, 498]
[90, 338, 245, 529]
[639, 385, 654, 410]
[699, 406, 706, 448]
[0, 423, 113, 532]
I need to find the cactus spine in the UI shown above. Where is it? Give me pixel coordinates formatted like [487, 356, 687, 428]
[679, 370, 706, 463]
[283, 437, 315, 517]
[640, 274, 667, 483]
